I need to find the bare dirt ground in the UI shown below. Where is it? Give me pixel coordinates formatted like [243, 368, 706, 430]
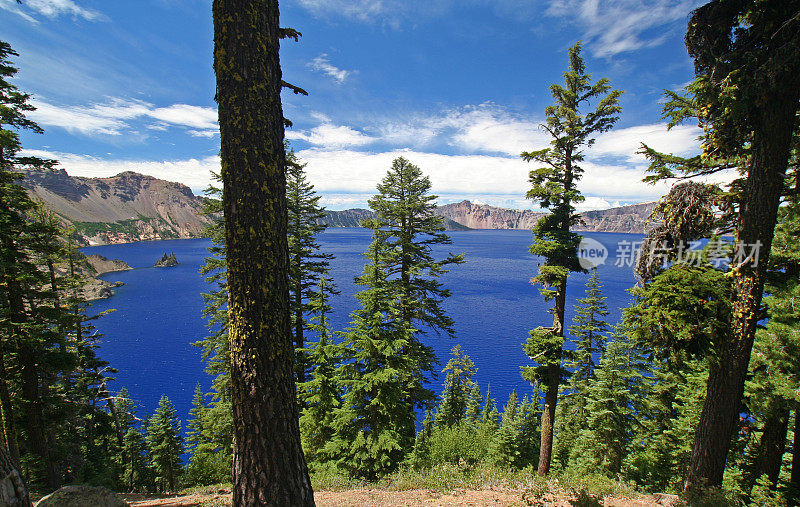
[122, 488, 680, 506]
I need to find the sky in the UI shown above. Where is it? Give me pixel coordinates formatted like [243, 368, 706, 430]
[2, 0, 716, 211]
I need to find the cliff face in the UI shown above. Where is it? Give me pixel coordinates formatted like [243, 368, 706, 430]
[575, 203, 657, 234]
[18, 168, 214, 245]
[434, 201, 546, 230]
[320, 209, 469, 231]
[323, 200, 656, 234]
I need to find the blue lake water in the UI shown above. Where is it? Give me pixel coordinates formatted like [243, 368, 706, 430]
[83, 229, 643, 426]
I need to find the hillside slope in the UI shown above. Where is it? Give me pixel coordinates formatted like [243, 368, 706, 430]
[18, 168, 213, 245]
[325, 200, 657, 234]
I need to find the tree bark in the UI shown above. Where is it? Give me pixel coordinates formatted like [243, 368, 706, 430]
[537, 278, 566, 476]
[790, 408, 800, 500]
[758, 407, 790, 488]
[685, 84, 800, 491]
[537, 364, 559, 476]
[213, 0, 314, 505]
[0, 345, 19, 468]
[0, 444, 28, 506]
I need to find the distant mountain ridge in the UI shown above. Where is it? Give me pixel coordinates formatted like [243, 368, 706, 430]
[324, 200, 656, 234]
[18, 168, 213, 245]
[18, 168, 656, 244]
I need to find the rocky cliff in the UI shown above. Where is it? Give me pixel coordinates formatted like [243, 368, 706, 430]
[434, 201, 546, 230]
[322, 200, 656, 234]
[17, 168, 213, 245]
[320, 209, 469, 231]
[575, 203, 657, 234]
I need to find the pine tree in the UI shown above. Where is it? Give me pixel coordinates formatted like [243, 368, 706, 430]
[325, 239, 417, 479]
[327, 157, 464, 478]
[287, 147, 333, 386]
[489, 391, 538, 468]
[625, 354, 706, 493]
[520, 41, 622, 476]
[568, 269, 609, 382]
[553, 269, 610, 470]
[365, 156, 465, 337]
[0, 40, 122, 490]
[212, 0, 314, 501]
[298, 276, 341, 468]
[436, 346, 478, 428]
[465, 383, 483, 422]
[572, 333, 646, 477]
[145, 395, 183, 492]
[662, 2, 800, 491]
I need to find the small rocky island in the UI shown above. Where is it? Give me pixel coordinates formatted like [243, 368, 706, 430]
[154, 252, 179, 267]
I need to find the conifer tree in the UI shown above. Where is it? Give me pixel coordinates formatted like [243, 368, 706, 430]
[646, 2, 800, 491]
[520, 41, 622, 476]
[327, 157, 464, 478]
[122, 427, 149, 492]
[568, 269, 609, 382]
[212, 0, 314, 501]
[489, 391, 538, 468]
[145, 395, 182, 492]
[554, 269, 610, 469]
[298, 276, 341, 467]
[287, 148, 333, 386]
[365, 156, 464, 337]
[465, 382, 483, 422]
[325, 239, 417, 479]
[436, 346, 477, 428]
[573, 333, 646, 476]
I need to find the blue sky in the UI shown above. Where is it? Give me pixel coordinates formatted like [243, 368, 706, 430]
[2, 0, 717, 210]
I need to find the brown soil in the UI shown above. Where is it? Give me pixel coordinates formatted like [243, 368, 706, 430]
[122, 488, 680, 506]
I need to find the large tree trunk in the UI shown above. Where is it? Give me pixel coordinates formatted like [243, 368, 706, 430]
[212, 0, 314, 505]
[0, 346, 19, 467]
[790, 408, 800, 501]
[758, 407, 790, 488]
[537, 364, 559, 476]
[0, 444, 28, 506]
[537, 278, 566, 476]
[685, 85, 800, 491]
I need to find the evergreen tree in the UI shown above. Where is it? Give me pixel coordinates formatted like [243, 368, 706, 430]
[489, 391, 538, 468]
[481, 384, 499, 429]
[192, 148, 329, 487]
[568, 269, 609, 382]
[0, 39, 121, 490]
[436, 346, 477, 428]
[572, 333, 646, 477]
[325, 239, 417, 479]
[287, 148, 333, 386]
[652, 2, 800, 491]
[365, 156, 464, 336]
[298, 276, 341, 468]
[464, 382, 483, 422]
[213, 0, 314, 501]
[122, 427, 149, 492]
[624, 354, 707, 493]
[145, 395, 182, 492]
[327, 157, 464, 478]
[520, 41, 622, 476]
[553, 269, 610, 469]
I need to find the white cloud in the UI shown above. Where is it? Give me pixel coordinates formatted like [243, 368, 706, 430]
[148, 104, 218, 131]
[22, 149, 219, 192]
[287, 123, 375, 148]
[0, 0, 105, 22]
[545, 0, 702, 57]
[308, 54, 352, 83]
[28, 98, 218, 137]
[590, 123, 702, 162]
[296, 147, 674, 204]
[442, 105, 549, 155]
